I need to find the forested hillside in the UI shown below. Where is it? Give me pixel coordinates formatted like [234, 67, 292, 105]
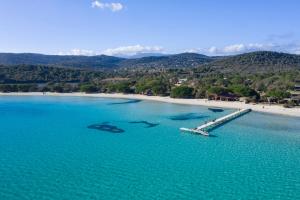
[0, 51, 300, 72]
[1, 51, 300, 106]
[206, 51, 300, 73]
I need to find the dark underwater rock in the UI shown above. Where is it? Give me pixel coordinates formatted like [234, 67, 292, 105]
[208, 108, 224, 112]
[169, 113, 208, 121]
[109, 99, 142, 105]
[88, 123, 125, 133]
[129, 121, 159, 128]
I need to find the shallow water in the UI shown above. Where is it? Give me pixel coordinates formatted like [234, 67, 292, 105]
[0, 96, 300, 200]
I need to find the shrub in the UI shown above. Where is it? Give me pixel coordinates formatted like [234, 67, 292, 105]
[80, 84, 98, 93]
[229, 84, 260, 100]
[171, 86, 194, 98]
[266, 89, 291, 100]
[207, 86, 230, 96]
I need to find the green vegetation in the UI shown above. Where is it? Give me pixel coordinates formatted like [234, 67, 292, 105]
[171, 86, 194, 98]
[229, 85, 259, 98]
[136, 78, 170, 96]
[0, 84, 38, 92]
[107, 81, 134, 94]
[266, 89, 291, 99]
[207, 87, 230, 96]
[0, 51, 300, 107]
[0, 65, 104, 84]
[80, 84, 98, 93]
[0, 51, 300, 72]
[205, 51, 300, 73]
[0, 53, 124, 68]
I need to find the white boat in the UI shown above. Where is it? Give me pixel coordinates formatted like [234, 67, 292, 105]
[180, 128, 210, 136]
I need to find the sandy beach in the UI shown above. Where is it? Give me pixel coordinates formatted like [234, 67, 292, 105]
[1, 92, 300, 117]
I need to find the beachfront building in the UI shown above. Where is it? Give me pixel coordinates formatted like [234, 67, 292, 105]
[290, 91, 300, 105]
[143, 89, 153, 96]
[208, 93, 239, 101]
[175, 78, 188, 86]
[293, 80, 300, 91]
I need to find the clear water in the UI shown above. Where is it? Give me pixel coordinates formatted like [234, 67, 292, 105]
[0, 96, 300, 200]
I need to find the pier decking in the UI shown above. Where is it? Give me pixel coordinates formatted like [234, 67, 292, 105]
[180, 108, 251, 136]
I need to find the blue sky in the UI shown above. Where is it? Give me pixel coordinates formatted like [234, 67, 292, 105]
[0, 0, 300, 56]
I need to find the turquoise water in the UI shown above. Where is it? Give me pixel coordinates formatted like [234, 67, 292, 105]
[0, 96, 300, 200]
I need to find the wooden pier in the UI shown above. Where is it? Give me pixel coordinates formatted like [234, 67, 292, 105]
[180, 108, 251, 136]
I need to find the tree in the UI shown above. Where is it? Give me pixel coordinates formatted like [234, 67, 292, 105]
[171, 86, 194, 98]
[229, 84, 259, 98]
[148, 80, 169, 96]
[266, 89, 291, 100]
[80, 84, 98, 93]
[135, 80, 148, 94]
[0, 84, 18, 92]
[107, 81, 133, 93]
[135, 78, 169, 96]
[17, 84, 38, 92]
[52, 84, 64, 93]
[194, 86, 210, 98]
[230, 76, 244, 85]
[207, 86, 230, 96]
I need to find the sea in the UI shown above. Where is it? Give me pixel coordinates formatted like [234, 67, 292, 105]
[0, 96, 300, 200]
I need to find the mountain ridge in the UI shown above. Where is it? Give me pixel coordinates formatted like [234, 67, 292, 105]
[205, 51, 300, 73]
[0, 51, 300, 72]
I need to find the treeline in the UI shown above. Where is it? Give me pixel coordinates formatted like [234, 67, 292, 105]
[0, 79, 292, 105]
[1, 72, 296, 103]
[204, 51, 300, 73]
[0, 64, 299, 106]
[1, 51, 300, 73]
[0, 83, 79, 93]
[0, 65, 105, 84]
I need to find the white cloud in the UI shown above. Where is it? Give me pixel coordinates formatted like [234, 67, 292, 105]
[185, 48, 200, 53]
[57, 45, 164, 57]
[92, 0, 123, 12]
[207, 43, 275, 55]
[58, 43, 300, 57]
[207, 46, 218, 54]
[101, 45, 164, 56]
[286, 44, 300, 55]
[193, 43, 300, 55]
[58, 49, 96, 56]
[294, 49, 300, 55]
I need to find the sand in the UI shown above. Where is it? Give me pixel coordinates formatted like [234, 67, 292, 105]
[1, 92, 300, 117]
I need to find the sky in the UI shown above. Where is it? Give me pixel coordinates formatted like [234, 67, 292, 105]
[0, 0, 300, 56]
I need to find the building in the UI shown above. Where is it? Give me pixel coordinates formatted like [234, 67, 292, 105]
[175, 78, 188, 86]
[208, 93, 239, 101]
[290, 91, 300, 105]
[295, 85, 300, 91]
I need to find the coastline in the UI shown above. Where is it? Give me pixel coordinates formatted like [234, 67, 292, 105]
[0, 92, 300, 117]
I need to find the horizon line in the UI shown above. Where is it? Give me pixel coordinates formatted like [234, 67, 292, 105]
[0, 50, 297, 58]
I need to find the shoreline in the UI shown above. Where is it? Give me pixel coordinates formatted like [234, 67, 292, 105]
[0, 92, 300, 117]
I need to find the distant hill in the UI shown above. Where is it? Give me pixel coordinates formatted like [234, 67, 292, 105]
[120, 53, 214, 68]
[205, 51, 300, 73]
[0, 53, 124, 69]
[0, 51, 300, 72]
[121, 53, 168, 59]
[0, 52, 214, 69]
[0, 65, 104, 84]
